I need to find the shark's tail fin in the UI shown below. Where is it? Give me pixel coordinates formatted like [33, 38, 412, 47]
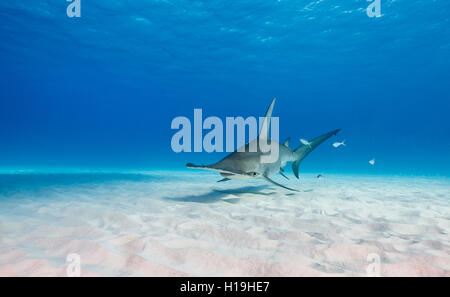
[292, 129, 341, 178]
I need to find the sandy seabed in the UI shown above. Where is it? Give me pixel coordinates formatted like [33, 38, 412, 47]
[0, 171, 449, 277]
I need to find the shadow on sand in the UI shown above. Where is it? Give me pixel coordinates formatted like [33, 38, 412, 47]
[164, 185, 276, 203]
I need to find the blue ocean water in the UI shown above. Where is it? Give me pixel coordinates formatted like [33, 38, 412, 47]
[0, 1, 449, 176]
[2, 3, 450, 277]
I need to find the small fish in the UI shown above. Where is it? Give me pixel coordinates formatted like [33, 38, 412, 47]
[300, 139, 312, 147]
[369, 158, 375, 166]
[317, 174, 323, 180]
[332, 140, 346, 148]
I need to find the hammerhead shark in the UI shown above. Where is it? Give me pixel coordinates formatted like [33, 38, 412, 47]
[187, 98, 340, 191]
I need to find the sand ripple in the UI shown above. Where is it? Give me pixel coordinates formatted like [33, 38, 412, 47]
[0, 172, 449, 276]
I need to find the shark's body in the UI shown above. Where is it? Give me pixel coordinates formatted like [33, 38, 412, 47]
[187, 98, 340, 191]
[192, 139, 296, 180]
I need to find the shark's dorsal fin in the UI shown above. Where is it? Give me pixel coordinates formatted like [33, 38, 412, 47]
[259, 97, 276, 140]
[283, 137, 290, 148]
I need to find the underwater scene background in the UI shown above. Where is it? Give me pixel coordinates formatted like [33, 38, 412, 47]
[0, 1, 449, 276]
[0, 0, 449, 174]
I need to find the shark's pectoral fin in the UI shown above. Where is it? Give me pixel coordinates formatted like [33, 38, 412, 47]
[217, 178, 231, 182]
[279, 170, 289, 180]
[262, 175, 299, 192]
